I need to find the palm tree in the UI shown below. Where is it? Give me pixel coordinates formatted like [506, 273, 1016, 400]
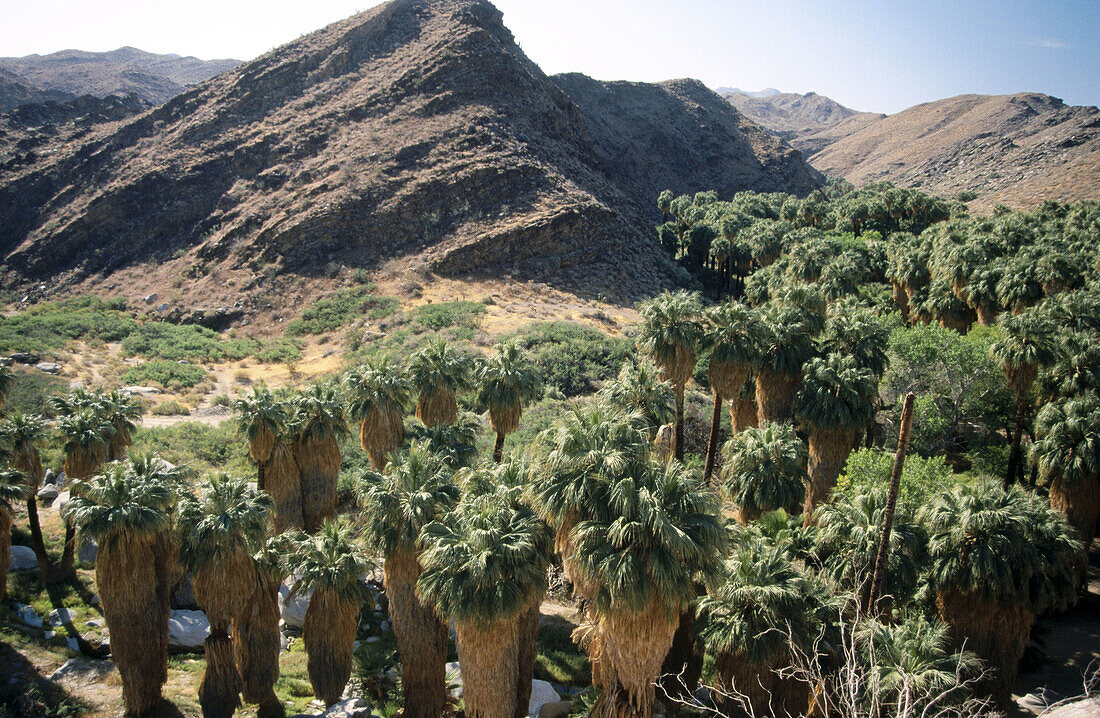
[990, 312, 1059, 485]
[409, 338, 474, 428]
[290, 384, 349, 532]
[0, 468, 28, 601]
[345, 357, 410, 470]
[754, 304, 817, 425]
[62, 457, 182, 716]
[572, 460, 725, 717]
[103, 389, 143, 461]
[637, 290, 704, 462]
[729, 375, 758, 434]
[234, 387, 301, 532]
[56, 407, 115, 575]
[696, 541, 831, 716]
[0, 412, 52, 576]
[418, 489, 550, 718]
[0, 364, 12, 409]
[919, 479, 1079, 705]
[476, 343, 542, 463]
[721, 423, 807, 523]
[702, 302, 765, 484]
[795, 354, 876, 523]
[233, 546, 285, 718]
[1032, 394, 1100, 579]
[357, 442, 460, 718]
[598, 359, 675, 441]
[178, 474, 273, 718]
[283, 518, 374, 707]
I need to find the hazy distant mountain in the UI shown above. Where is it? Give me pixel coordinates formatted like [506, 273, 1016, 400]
[722, 90, 884, 153]
[715, 87, 781, 98]
[0, 47, 240, 105]
[0, 68, 73, 113]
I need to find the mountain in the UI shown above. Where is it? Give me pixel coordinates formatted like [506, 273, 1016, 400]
[810, 93, 1100, 209]
[0, 0, 820, 303]
[721, 90, 885, 154]
[0, 47, 240, 105]
[0, 68, 73, 113]
[716, 87, 781, 98]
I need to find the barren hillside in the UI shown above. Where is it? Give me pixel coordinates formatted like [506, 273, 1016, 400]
[722, 90, 884, 153]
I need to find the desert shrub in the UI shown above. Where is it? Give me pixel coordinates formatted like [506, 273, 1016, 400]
[131, 422, 249, 474]
[836, 447, 960, 509]
[149, 400, 191, 416]
[121, 321, 300, 363]
[120, 360, 208, 389]
[4, 369, 68, 417]
[286, 285, 398, 335]
[0, 296, 135, 354]
[413, 300, 487, 330]
[507, 321, 631, 397]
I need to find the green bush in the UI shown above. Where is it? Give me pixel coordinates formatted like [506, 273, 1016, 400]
[286, 285, 398, 335]
[121, 360, 208, 389]
[4, 369, 67, 417]
[0, 296, 135, 354]
[149, 400, 191, 416]
[414, 301, 487, 331]
[836, 447, 960, 509]
[507, 321, 631, 397]
[122, 322, 300, 363]
[131, 422, 250, 474]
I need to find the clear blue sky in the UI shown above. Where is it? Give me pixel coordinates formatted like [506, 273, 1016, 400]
[2, 0, 1096, 113]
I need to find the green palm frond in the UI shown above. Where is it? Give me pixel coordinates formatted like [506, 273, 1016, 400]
[636, 290, 704, 384]
[56, 409, 114, 457]
[990, 311, 1060, 394]
[0, 468, 29, 512]
[344, 356, 411, 420]
[62, 457, 180, 544]
[288, 383, 350, 443]
[476, 342, 542, 420]
[407, 412, 481, 469]
[597, 359, 674, 436]
[721, 423, 807, 518]
[177, 473, 273, 572]
[795, 353, 877, 432]
[233, 385, 289, 445]
[705, 301, 765, 368]
[409, 338, 474, 396]
[284, 517, 374, 605]
[1032, 393, 1100, 488]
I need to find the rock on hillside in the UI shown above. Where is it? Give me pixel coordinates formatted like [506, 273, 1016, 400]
[722, 90, 884, 153]
[810, 93, 1100, 209]
[0, 0, 819, 302]
[0, 68, 73, 113]
[0, 47, 239, 105]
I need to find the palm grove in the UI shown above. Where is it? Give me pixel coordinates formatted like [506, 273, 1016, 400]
[0, 181, 1098, 718]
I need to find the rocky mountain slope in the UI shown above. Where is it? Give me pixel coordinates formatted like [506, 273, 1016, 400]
[722, 90, 884, 153]
[0, 68, 74, 113]
[0, 47, 239, 105]
[0, 0, 819, 303]
[810, 93, 1100, 209]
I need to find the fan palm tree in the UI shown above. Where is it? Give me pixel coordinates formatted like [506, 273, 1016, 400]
[754, 304, 818, 425]
[418, 490, 551, 718]
[990, 312, 1059, 485]
[0, 364, 12, 409]
[722, 423, 807, 524]
[409, 412, 481, 469]
[103, 389, 143, 461]
[357, 442, 460, 718]
[290, 384, 349, 532]
[919, 479, 1079, 705]
[795, 354, 876, 523]
[56, 408, 115, 575]
[62, 457, 182, 716]
[729, 375, 759, 434]
[344, 357, 410, 470]
[178, 474, 273, 718]
[476, 343, 543, 463]
[409, 338, 474, 428]
[0, 412, 52, 576]
[283, 518, 374, 707]
[696, 541, 831, 716]
[572, 460, 725, 717]
[702, 302, 765, 484]
[0, 468, 28, 601]
[233, 386, 286, 492]
[637, 290, 704, 461]
[598, 359, 675, 441]
[233, 546, 285, 718]
[1033, 394, 1100, 580]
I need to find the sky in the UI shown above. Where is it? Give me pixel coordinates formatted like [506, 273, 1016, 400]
[1, 0, 1097, 114]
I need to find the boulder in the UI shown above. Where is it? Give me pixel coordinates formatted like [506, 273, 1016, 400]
[14, 603, 42, 627]
[122, 385, 161, 396]
[37, 485, 58, 501]
[77, 539, 98, 564]
[1042, 697, 1100, 718]
[0, 356, 12, 366]
[66, 637, 80, 652]
[279, 579, 314, 629]
[445, 661, 462, 699]
[43, 469, 55, 485]
[168, 609, 210, 649]
[538, 702, 573, 718]
[9, 545, 37, 571]
[11, 352, 40, 365]
[48, 607, 76, 626]
[48, 658, 116, 682]
[1019, 687, 1062, 713]
[143, 293, 158, 304]
[56, 491, 70, 514]
[35, 362, 61, 374]
[528, 680, 561, 717]
[171, 575, 197, 609]
[289, 698, 376, 718]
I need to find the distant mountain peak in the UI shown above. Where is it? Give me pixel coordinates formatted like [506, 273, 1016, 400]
[716, 86, 781, 98]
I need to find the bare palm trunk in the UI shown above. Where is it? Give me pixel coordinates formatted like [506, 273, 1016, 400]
[494, 431, 506, 464]
[385, 548, 448, 718]
[58, 520, 77, 579]
[703, 392, 724, 486]
[26, 497, 54, 578]
[256, 460, 266, 493]
[513, 602, 540, 718]
[1005, 396, 1027, 489]
[868, 393, 914, 615]
[674, 385, 686, 462]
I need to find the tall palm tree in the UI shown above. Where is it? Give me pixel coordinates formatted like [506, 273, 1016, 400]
[795, 354, 876, 523]
[345, 356, 410, 471]
[476, 343, 543, 463]
[572, 460, 725, 717]
[702, 302, 765, 484]
[1032, 393, 1100, 580]
[990, 312, 1059, 485]
[178, 474, 273, 718]
[0, 468, 28, 601]
[637, 290, 704, 462]
[920, 479, 1078, 705]
[721, 423, 807, 524]
[357, 442, 460, 718]
[103, 389, 143, 461]
[418, 489, 551, 718]
[290, 384, 349, 532]
[754, 304, 818, 425]
[409, 338, 474, 428]
[0, 413, 52, 576]
[235, 387, 301, 532]
[283, 518, 373, 707]
[696, 542, 831, 716]
[233, 386, 286, 492]
[0, 364, 13, 409]
[56, 407, 115, 576]
[234, 545, 285, 718]
[62, 457, 182, 716]
[598, 359, 675, 441]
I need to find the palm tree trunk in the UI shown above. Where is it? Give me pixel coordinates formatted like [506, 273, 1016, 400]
[513, 602, 540, 718]
[256, 460, 266, 493]
[674, 385, 685, 463]
[456, 618, 520, 718]
[658, 605, 702, 708]
[1049, 472, 1100, 590]
[234, 568, 283, 716]
[756, 370, 798, 425]
[266, 442, 303, 533]
[803, 428, 856, 527]
[868, 393, 914, 615]
[1005, 395, 1027, 489]
[385, 548, 448, 718]
[0, 510, 10, 602]
[494, 431, 506, 464]
[304, 587, 358, 707]
[595, 598, 680, 718]
[703, 392, 723, 487]
[26, 496, 54, 578]
[297, 436, 340, 533]
[58, 519, 77, 579]
[730, 392, 757, 434]
[200, 634, 243, 718]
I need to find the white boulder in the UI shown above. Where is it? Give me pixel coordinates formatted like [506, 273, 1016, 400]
[168, 609, 210, 649]
[49, 658, 117, 682]
[48, 607, 76, 626]
[37, 485, 58, 501]
[289, 698, 376, 718]
[77, 539, 98, 564]
[528, 680, 561, 717]
[279, 579, 313, 629]
[8, 545, 37, 570]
